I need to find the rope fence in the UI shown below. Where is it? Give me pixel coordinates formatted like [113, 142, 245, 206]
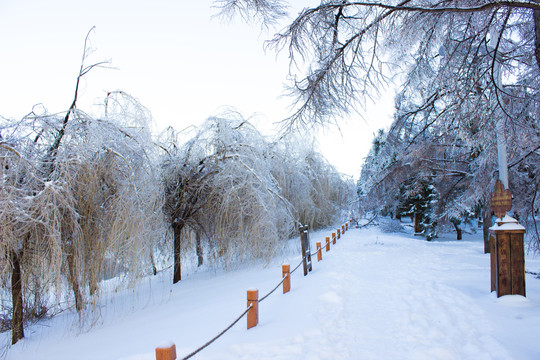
[155, 220, 353, 360]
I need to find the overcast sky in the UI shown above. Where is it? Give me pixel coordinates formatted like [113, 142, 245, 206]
[0, 0, 395, 178]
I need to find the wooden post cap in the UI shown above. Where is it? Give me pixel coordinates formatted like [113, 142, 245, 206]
[156, 343, 176, 360]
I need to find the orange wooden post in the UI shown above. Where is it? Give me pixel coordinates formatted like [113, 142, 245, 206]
[247, 289, 259, 329]
[332, 232, 336, 245]
[156, 343, 177, 360]
[325, 236, 330, 251]
[341, 225, 345, 234]
[345, 223, 348, 231]
[316, 242, 322, 261]
[282, 265, 290, 294]
[337, 228, 341, 240]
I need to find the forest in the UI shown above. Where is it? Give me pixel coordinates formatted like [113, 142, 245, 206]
[2, 0, 540, 351]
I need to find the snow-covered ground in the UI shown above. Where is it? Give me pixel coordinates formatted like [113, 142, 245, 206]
[4, 221, 540, 360]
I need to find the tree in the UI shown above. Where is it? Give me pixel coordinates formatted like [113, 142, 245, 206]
[218, 0, 539, 127]
[0, 28, 107, 344]
[218, 0, 540, 247]
[161, 113, 355, 280]
[161, 126, 218, 283]
[0, 30, 162, 342]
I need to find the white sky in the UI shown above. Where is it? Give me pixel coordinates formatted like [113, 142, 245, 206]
[0, 0, 395, 178]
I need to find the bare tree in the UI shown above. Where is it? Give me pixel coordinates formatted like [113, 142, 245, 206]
[218, 0, 540, 129]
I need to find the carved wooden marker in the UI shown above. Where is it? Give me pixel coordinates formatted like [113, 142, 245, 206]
[491, 179, 512, 219]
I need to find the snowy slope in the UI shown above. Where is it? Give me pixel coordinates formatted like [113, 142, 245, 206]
[4, 223, 540, 360]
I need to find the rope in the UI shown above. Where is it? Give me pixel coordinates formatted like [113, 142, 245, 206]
[178, 224, 349, 359]
[290, 255, 306, 275]
[260, 275, 287, 303]
[181, 304, 253, 360]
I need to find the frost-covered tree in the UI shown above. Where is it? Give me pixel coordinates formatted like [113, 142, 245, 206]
[161, 125, 219, 283]
[217, 0, 540, 127]
[161, 113, 356, 280]
[217, 1, 540, 246]
[271, 135, 355, 230]
[0, 89, 162, 344]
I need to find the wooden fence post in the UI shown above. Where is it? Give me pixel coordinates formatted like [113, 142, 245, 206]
[341, 225, 345, 234]
[156, 343, 177, 360]
[282, 265, 290, 294]
[345, 223, 348, 231]
[247, 289, 259, 329]
[337, 228, 341, 240]
[325, 236, 330, 252]
[316, 242, 322, 261]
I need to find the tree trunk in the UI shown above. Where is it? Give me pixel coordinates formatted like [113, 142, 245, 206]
[66, 249, 83, 312]
[173, 224, 183, 284]
[414, 213, 421, 233]
[451, 219, 462, 240]
[534, 9, 540, 70]
[150, 249, 157, 276]
[196, 231, 203, 267]
[483, 209, 492, 254]
[11, 251, 24, 345]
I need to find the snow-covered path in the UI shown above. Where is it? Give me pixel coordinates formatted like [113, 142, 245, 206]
[4, 225, 540, 359]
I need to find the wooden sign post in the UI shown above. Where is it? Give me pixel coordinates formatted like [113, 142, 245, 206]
[491, 180, 512, 219]
[489, 180, 526, 297]
[299, 225, 312, 276]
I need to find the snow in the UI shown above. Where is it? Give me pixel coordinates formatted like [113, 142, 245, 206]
[490, 222, 527, 231]
[489, 215, 527, 231]
[4, 223, 540, 360]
